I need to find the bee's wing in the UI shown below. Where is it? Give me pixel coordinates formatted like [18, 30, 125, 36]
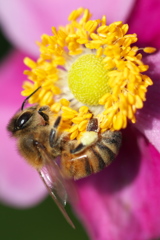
[37, 153, 75, 228]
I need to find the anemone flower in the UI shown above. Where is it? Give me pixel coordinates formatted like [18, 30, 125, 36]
[0, 0, 136, 208]
[0, 1, 160, 240]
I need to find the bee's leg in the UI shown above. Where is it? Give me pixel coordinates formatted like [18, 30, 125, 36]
[38, 106, 51, 123]
[49, 116, 61, 148]
[70, 142, 85, 154]
[71, 118, 99, 154]
[38, 106, 50, 112]
[86, 118, 98, 132]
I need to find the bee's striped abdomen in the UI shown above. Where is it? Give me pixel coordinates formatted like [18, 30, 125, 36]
[61, 130, 122, 180]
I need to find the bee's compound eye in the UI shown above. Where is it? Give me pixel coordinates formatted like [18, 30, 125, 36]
[15, 111, 32, 130]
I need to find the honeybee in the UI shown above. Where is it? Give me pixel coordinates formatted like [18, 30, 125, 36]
[7, 87, 122, 228]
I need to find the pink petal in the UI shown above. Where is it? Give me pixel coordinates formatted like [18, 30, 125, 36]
[135, 51, 160, 153]
[74, 127, 160, 240]
[0, 50, 47, 207]
[128, 0, 160, 47]
[0, 0, 135, 56]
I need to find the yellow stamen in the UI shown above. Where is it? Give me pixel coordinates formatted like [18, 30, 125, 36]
[22, 8, 155, 140]
[143, 47, 156, 54]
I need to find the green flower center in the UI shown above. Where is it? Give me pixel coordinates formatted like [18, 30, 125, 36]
[68, 54, 110, 105]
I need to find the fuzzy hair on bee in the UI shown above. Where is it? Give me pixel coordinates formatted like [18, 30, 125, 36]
[7, 104, 56, 168]
[7, 87, 122, 228]
[7, 106, 122, 178]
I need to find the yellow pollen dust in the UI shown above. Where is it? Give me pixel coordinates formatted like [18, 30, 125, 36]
[68, 54, 110, 105]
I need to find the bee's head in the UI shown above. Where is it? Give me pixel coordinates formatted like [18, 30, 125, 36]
[7, 87, 41, 137]
[7, 107, 37, 136]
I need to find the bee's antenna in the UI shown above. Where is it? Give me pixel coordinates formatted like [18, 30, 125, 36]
[21, 86, 41, 111]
